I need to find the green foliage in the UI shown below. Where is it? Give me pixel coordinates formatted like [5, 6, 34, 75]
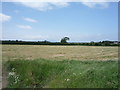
[6, 59, 118, 88]
[1, 40, 119, 46]
[60, 37, 70, 43]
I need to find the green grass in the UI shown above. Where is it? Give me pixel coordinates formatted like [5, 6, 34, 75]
[5, 59, 118, 88]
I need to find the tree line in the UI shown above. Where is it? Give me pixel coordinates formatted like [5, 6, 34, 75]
[1, 40, 119, 46]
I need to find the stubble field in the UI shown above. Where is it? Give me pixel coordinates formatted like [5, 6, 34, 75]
[2, 45, 118, 61]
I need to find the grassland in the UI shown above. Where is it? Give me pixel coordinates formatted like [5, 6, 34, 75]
[2, 45, 118, 61]
[5, 59, 118, 88]
[2, 45, 119, 88]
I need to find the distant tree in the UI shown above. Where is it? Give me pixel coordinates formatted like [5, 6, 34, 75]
[44, 40, 48, 43]
[90, 41, 95, 46]
[102, 41, 111, 46]
[60, 37, 70, 43]
[43, 40, 50, 43]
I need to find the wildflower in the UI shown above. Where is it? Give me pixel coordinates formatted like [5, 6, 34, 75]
[9, 71, 20, 84]
[12, 68, 15, 71]
[14, 75, 19, 84]
[9, 72, 15, 76]
[66, 79, 70, 81]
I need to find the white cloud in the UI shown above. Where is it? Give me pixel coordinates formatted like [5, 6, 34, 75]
[2, 0, 112, 11]
[14, 1, 109, 11]
[2, 0, 119, 2]
[0, 13, 11, 22]
[81, 2, 109, 8]
[14, 1, 69, 11]
[24, 18, 38, 23]
[16, 25, 32, 29]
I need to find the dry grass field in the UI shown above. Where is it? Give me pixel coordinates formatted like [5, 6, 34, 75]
[2, 45, 118, 61]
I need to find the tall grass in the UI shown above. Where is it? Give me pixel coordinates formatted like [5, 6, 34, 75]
[5, 59, 118, 88]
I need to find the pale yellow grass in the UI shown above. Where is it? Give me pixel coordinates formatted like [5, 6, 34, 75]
[2, 45, 118, 61]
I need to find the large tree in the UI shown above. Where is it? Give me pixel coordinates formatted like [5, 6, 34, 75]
[60, 37, 70, 43]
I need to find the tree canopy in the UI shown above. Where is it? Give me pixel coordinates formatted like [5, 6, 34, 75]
[60, 37, 70, 43]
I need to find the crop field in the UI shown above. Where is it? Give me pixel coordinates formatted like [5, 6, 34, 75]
[2, 45, 118, 61]
[2, 45, 119, 88]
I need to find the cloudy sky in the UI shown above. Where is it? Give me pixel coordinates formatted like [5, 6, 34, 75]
[0, 1, 118, 42]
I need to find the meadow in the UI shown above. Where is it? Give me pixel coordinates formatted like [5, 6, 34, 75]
[2, 45, 119, 88]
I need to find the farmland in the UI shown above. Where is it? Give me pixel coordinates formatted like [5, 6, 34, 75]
[2, 45, 118, 61]
[2, 45, 119, 88]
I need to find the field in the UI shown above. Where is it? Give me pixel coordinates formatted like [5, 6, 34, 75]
[2, 45, 119, 88]
[2, 45, 118, 61]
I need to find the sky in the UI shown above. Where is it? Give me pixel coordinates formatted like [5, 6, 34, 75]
[0, 2, 118, 42]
